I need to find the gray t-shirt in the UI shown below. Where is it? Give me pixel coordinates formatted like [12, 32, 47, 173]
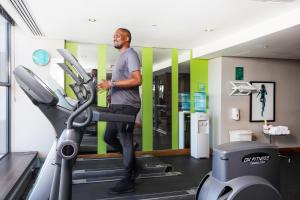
[110, 48, 141, 108]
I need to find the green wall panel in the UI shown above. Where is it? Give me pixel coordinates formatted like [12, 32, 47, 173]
[172, 49, 179, 149]
[142, 48, 153, 151]
[97, 45, 107, 154]
[190, 50, 208, 113]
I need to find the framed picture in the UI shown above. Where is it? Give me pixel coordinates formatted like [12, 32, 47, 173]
[250, 81, 275, 122]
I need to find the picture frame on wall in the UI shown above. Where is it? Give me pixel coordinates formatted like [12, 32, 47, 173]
[250, 81, 275, 122]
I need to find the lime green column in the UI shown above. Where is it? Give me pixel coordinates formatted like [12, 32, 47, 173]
[190, 50, 208, 112]
[172, 49, 179, 149]
[64, 41, 78, 99]
[97, 45, 107, 154]
[142, 48, 153, 151]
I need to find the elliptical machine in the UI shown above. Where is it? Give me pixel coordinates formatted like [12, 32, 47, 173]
[196, 141, 282, 200]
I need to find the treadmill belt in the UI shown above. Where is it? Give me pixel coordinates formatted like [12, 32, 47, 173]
[74, 155, 172, 171]
[73, 164, 172, 180]
[73, 171, 182, 185]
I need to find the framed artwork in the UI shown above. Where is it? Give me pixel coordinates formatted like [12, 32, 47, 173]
[250, 81, 275, 122]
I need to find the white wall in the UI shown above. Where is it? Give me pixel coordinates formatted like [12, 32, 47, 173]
[209, 56, 300, 148]
[208, 57, 222, 147]
[11, 27, 64, 158]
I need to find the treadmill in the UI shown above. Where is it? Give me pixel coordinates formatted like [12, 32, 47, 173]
[13, 49, 193, 200]
[55, 50, 176, 184]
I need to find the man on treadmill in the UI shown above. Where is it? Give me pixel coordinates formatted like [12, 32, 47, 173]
[97, 28, 142, 194]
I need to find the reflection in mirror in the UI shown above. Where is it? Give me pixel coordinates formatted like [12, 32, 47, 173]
[153, 48, 172, 150]
[178, 50, 190, 149]
[76, 43, 100, 154]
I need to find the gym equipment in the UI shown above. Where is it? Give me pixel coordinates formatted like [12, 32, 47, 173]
[13, 50, 136, 200]
[196, 141, 282, 200]
[14, 49, 285, 200]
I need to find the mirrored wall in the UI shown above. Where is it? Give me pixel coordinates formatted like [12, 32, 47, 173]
[59, 42, 192, 152]
[74, 44, 143, 153]
[178, 57, 190, 149]
[152, 48, 172, 150]
[152, 49, 190, 150]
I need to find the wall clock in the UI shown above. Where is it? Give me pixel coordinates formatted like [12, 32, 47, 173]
[32, 49, 50, 66]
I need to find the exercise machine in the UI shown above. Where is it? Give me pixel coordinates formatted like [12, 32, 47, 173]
[14, 49, 136, 200]
[196, 141, 282, 200]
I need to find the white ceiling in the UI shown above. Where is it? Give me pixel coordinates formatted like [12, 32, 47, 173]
[2, 0, 300, 61]
[200, 24, 300, 59]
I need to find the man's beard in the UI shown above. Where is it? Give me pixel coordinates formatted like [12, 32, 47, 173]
[114, 43, 122, 49]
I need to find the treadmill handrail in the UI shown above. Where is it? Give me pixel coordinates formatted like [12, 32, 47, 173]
[73, 107, 93, 128]
[57, 49, 91, 83]
[67, 82, 95, 129]
[92, 109, 136, 123]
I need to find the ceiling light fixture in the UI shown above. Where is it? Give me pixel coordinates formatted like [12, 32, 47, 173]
[88, 18, 96, 22]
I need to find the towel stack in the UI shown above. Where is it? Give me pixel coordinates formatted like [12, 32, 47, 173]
[263, 125, 290, 135]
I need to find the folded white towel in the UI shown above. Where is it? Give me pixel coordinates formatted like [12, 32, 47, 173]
[278, 126, 288, 131]
[282, 130, 290, 135]
[269, 127, 290, 135]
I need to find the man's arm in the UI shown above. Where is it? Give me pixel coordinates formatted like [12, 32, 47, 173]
[97, 70, 142, 90]
[113, 70, 142, 88]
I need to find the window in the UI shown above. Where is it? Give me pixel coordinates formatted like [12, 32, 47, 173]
[0, 87, 9, 158]
[0, 6, 13, 159]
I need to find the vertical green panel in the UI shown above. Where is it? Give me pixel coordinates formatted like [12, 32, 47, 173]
[64, 41, 78, 99]
[97, 45, 107, 154]
[142, 48, 153, 151]
[172, 49, 179, 149]
[190, 51, 208, 113]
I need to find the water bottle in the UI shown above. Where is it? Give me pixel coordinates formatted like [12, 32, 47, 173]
[194, 83, 206, 112]
[182, 93, 190, 111]
[179, 93, 190, 111]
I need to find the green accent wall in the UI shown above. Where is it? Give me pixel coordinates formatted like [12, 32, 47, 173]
[64, 41, 78, 98]
[142, 48, 153, 151]
[172, 49, 179, 149]
[190, 50, 208, 112]
[97, 45, 107, 154]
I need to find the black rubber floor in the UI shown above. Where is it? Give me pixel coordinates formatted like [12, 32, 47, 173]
[280, 154, 300, 200]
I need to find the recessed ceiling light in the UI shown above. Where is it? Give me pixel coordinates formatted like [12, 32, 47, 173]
[204, 28, 214, 32]
[88, 18, 96, 22]
[152, 24, 158, 27]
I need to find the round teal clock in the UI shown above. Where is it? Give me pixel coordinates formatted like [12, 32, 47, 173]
[32, 49, 50, 66]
